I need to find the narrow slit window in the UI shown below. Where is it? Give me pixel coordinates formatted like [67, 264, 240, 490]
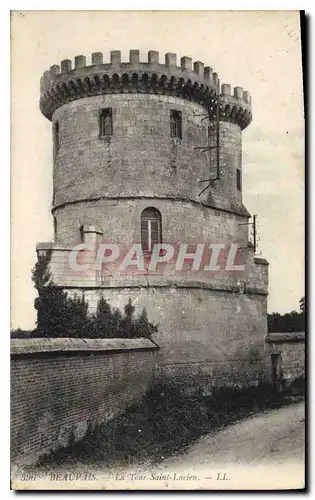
[141, 208, 162, 253]
[99, 108, 113, 136]
[170, 110, 182, 139]
[237, 168, 241, 191]
[79, 225, 84, 243]
[53, 121, 59, 157]
[53, 217, 57, 240]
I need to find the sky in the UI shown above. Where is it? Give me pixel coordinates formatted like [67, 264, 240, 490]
[11, 10, 304, 330]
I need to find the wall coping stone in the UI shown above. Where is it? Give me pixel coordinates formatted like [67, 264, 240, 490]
[265, 332, 305, 343]
[11, 337, 158, 355]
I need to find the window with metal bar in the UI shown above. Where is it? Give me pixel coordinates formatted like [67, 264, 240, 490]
[237, 168, 242, 191]
[170, 110, 182, 139]
[79, 225, 84, 243]
[99, 108, 113, 136]
[141, 207, 162, 252]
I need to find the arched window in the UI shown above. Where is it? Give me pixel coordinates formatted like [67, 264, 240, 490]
[141, 208, 162, 252]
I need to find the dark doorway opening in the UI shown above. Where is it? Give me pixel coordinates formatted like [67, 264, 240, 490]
[271, 353, 283, 391]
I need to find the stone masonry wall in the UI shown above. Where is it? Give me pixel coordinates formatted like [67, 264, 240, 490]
[52, 94, 246, 225]
[35, 52, 267, 393]
[280, 343, 305, 381]
[11, 338, 158, 466]
[53, 95, 208, 207]
[44, 200, 268, 294]
[265, 332, 305, 383]
[53, 197, 249, 247]
[62, 287, 268, 381]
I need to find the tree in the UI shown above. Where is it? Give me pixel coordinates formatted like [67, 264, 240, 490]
[121, 299, 136, 338]
[111, 309, 124, 338]
[267, 298, 305, 333]
[65, 294, 90, 338]
[31, 251, 90, 338]
[299, 296, 305, 315]
[93, 296, 115, 338]
[26, 252, 159, 339]
[134, 308, 158, 339]
[31, 250, 52, 290]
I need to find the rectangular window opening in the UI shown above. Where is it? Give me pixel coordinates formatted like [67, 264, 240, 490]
[170, 110, 182, 139]
[141, 220, 161, 253]
[54, 121, 59, 157]
[99, 108, 113, 136]
[237, 168, 241, 191]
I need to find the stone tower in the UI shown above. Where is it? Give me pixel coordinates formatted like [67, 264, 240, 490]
[38, 50, 268, 377]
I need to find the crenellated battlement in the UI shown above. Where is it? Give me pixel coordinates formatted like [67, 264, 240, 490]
[218, 83, 252, 129]
[40, 50, 252, 128]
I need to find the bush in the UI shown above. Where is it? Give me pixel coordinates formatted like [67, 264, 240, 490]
[10, 329, 33, 339]
[89, 297, 158, 339]
[285, 376, 305, 397]
[31, 252, 90, 338]
[15, 251, 159, 339]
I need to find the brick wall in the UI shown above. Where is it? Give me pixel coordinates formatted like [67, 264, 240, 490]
[11, 338, 158, 466]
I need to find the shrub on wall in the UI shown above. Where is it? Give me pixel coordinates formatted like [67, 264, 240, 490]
[10, 328, 33, 339]
[91, 297, 158, 339]
[31, 251, 90, 338]
[22, 250, 158, 339]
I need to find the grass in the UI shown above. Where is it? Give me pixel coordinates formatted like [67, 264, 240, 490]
[36, 376, 303, 469]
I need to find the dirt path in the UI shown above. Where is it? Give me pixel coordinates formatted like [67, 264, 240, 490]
[17, 402, 305, 491]
[147, 401, 305, 490]
[161, 400, 305, 467]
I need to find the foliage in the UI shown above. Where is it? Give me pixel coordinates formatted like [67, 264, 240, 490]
[91, 297, 158, 339]
[12, 251, 158, 339]
[37, 375, 296, 469]
[134, 308, 158, 339]
[31, 252, 90, 338]
[299, 296, 305, 315]
[268, 296, 305, 333]
[10, 328, 33, 339]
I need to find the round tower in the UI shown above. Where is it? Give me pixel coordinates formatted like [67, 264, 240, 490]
[38, 50, 268, 380]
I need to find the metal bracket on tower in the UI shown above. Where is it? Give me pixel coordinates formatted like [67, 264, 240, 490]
[238, 214, 258, 253]
[193, 94, 224, 197]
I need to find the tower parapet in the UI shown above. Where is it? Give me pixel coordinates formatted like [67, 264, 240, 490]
[40, 50, 251, 128]
[219, 83, 252, 129]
